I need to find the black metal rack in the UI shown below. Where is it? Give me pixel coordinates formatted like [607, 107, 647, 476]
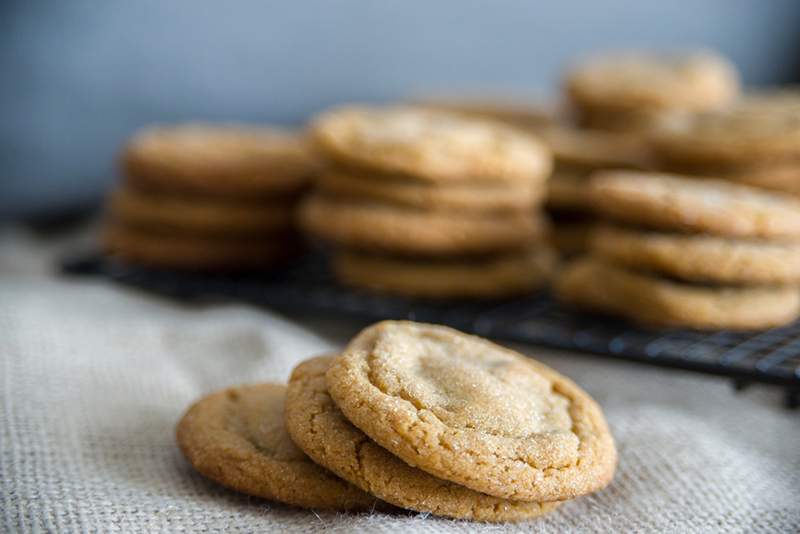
[61, 254, 800, 408]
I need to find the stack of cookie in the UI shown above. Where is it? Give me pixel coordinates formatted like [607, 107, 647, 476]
[103, 124, 318, 270]
[564, 50, 740, 133]
[555, 171, 800, 330]
[540, 125, 649, 255]
[652, 92, 800, 196]
[299, 105, 556, 299]
[177, 320, 617, 522]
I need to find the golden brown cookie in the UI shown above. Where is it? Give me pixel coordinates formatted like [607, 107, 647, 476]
[652, 106, 800, 167]
[310, 105, 552, 183]
[298, 193, 547, 256]
[103, 223, 299, 270]
[109, 186, 295, 236]
[316, 169, 545, 213]
[176, 383, 380, 510]
[566, 51, 738, 113]
[554, 257, 800, 330]
[590, 171, 800, 238]
[333, 248, 556, 299]
[122, 124, 317, 197]
[326, 321, 617, 502]
[592, 225, 800, 284]
[285, 356, 561, 522]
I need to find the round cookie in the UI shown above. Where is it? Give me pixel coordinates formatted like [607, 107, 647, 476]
[316, 169, 545, 213]
[109, 186, 295, 236]
[325, 321, 617, 502]
[299, 193, 547, 256]
[310, 105, 552, 183]
[333, 248, 557, 299]
[565, 51, 738, 113]
[554, 257, 800, 330]
[592, 225, 800, 284]
[590, 171, 800, 238]
[652, 106, 800, 167]
[175, 383, 380, 510]
[122, 124, 317, 197]
[103, 223, 299, 270]
[285, 356, 561, 522]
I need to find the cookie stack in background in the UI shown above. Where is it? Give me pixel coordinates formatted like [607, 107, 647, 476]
[103, 125, 318, 270]
[652, 91, 800, 196]
[564, 50, 740, 133]
[177, 321, 618, 522]
[555, 171, 800, 330]
[299, 105, 556, 299]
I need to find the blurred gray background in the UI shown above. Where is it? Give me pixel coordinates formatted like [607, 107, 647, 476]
[3, 0, 800, 221]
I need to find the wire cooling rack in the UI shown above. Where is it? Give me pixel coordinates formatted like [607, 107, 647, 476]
[61, 254, 800, 408]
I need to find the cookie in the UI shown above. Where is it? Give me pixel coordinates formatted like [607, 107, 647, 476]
[590, 171, 800, 238]
[652, 106, 800, 167]
[285, 356, 561, 522]
[565, 51, 738, 113]
[103, 223, 298, 270]
[546, 170, 592, 212]
[175, 383, 379, 510]
[325, 321, 617, 502]
[298, 193, 547, 256]
[122, 124, 317, 197]
[316, 169, 545, 213]
[310, 105, 552, 183]
[592, 225, 800, 284]
[554, 257, 800, 330]
[109, 186, 294, 236]
[333, 247, 556, 299]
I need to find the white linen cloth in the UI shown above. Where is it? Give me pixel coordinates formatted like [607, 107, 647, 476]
[1, 227, 799, 533]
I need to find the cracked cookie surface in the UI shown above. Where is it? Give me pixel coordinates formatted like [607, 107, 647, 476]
[176, 383, 380, 510]
[285, 356, 560, 522]
[325, 321, 616, 502]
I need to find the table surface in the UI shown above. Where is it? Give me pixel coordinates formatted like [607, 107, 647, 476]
[2, 226, 798, 534]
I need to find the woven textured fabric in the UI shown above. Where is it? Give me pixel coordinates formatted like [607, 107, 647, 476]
[1, 228, 799, 533]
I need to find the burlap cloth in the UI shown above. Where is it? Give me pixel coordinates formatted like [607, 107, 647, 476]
[2, 227, 798, 533]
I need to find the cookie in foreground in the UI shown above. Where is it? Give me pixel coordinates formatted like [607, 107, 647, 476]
[285, 355, 561, 522]
[176, 383, 380, 510]
[325, 320, 617, 502]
